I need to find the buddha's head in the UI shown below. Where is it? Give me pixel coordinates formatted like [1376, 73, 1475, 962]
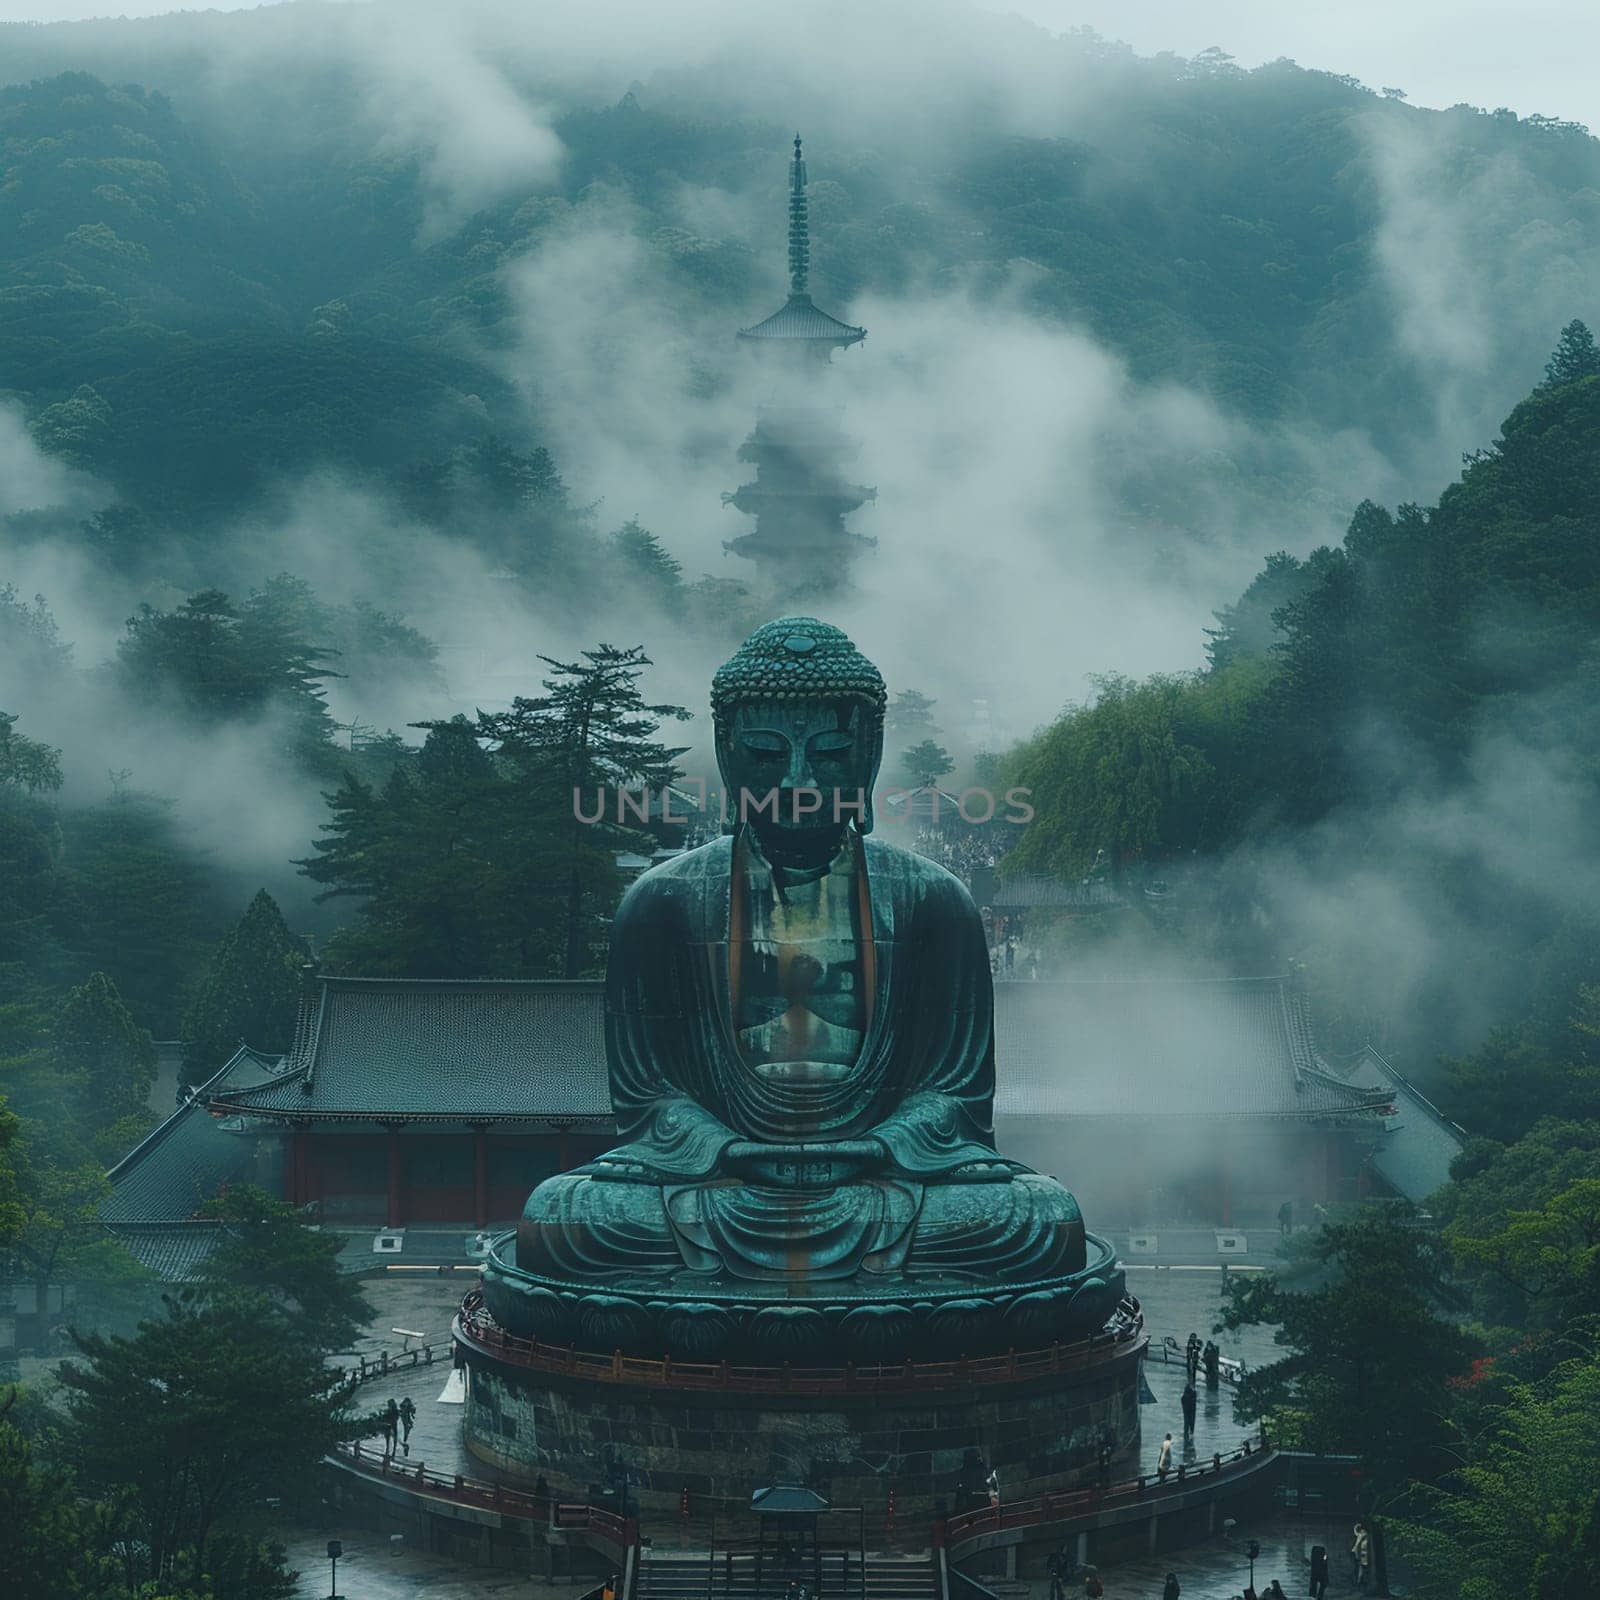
[712, 618, 885, 864]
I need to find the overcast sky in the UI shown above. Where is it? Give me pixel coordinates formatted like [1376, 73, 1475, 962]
[996, 1, 1597, 127]
[0, 0, 1594, 134]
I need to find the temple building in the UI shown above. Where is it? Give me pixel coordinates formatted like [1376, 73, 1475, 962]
[92, 971, 1441, 1283]
[722, 136, 875, 596]
[992, 975, 1402, 1230]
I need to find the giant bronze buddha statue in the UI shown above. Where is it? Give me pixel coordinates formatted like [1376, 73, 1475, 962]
[482, 619, 1122, 1361]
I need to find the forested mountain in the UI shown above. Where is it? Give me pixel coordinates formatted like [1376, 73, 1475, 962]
[1005, 328, 1600, 1099]
[1, 6, 1599, 556]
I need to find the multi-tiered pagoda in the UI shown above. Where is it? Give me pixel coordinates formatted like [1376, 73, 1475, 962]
[722, 135, 875, 597]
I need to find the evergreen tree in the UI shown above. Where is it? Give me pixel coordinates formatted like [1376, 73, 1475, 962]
[181, 892, 307, 1081]
[0, 710, 63, 795]
[115, 586, 338, 770]
[195, 1183, 372, 1354]
[1543, 318, 1600, 387]
[0, 1392, 124, 1600]
[475, 646, 689, 977]
[55, 792, 218, 1034]
[51, 971, 156, 1128]
[0, 715, 66, 981]
[60, 1294, 366, 1590]
[1219, 1203, 1475, 1495]
[459, 434, 564, 508]
[886, 689, 940, 741]
[301, 719, 530, 977]
[610, 517, 684, 606]
[0, 1098, 23, 1249]
[900, 738, 954, 787]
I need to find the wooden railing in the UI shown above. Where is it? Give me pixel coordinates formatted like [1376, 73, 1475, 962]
[331, 1443, 638, 1552]
[340, 1340, 443, 1384]
[936, 1431, 1274, 1554]
[327, 1338, 641, 1594]
[454, 1289, 1147, 1395]
[1147, 1335, 1243, 1385]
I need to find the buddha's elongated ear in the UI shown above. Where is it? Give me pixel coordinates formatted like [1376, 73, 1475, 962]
[860, 706, 884, 835]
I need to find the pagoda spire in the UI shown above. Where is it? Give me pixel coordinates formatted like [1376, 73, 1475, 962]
[725, 133, 874, 599]
[788, 133, 810, 298]
[737, 134, 864, 351]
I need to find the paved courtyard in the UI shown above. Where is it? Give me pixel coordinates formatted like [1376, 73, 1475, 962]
[1033, 1517, 1375, 1600]
[284, 1524, 541, 1598]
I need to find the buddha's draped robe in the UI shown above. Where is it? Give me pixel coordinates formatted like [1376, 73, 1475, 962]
[517, 827, 1086, 1289]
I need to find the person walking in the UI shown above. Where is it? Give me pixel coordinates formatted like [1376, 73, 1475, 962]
[1156, 1432, 1173, 1480]
[1350, 1524, 1369, 1589]
[1308, 1545, 1329, 1600]
[1045, 1546, 1067, 1600]
[1185, 1332, 1201, 1384]
[381, 1397, 399, 1458]
[1180, 1382, 1197, 1438]
[1162, 1573, 1181, 1600]
[1277, 1200, 1293, 1237]
[398, 1395, 417, 1456]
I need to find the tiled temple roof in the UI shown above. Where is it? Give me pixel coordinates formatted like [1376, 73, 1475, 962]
[102, 1046, 283, 1224]
[207, 977, 610, 1123]
[1341, 1046, 1465, 1202]
[105, 1224, 230, 1281]
[737, 293, 866, 346]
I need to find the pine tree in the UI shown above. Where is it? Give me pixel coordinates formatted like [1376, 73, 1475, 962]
[611, 517, 684, 606]
[1543, 319, 1600, 387]
[476, 646, 690, 977]
[886, 689, 940, 741]
[901, 738, 955, 787]
[51, 972, 156, 1129]
[302, 720, 537, 977]
[181, 891, 308, 1081]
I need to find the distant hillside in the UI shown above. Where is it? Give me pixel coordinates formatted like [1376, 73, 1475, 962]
[2, 7, 1600, 562]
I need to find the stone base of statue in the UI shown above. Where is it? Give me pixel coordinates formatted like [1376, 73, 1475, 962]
[455, 1268, 1146, 1519]
[481, 1222, 1126, 1364]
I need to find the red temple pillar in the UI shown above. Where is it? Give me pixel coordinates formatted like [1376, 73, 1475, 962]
[386, 1127, 403, 1229]
[473, 1128, 489, 1229]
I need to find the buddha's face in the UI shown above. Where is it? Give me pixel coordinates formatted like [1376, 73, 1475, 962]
[719, 698, 879, 851]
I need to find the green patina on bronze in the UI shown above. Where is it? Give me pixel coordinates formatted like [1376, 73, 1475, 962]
[709, 618, 886, 731]
[482, 619, 1122, 1361]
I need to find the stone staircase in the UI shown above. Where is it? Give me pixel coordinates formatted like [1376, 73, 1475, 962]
[639, 1549, 939, 1600]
